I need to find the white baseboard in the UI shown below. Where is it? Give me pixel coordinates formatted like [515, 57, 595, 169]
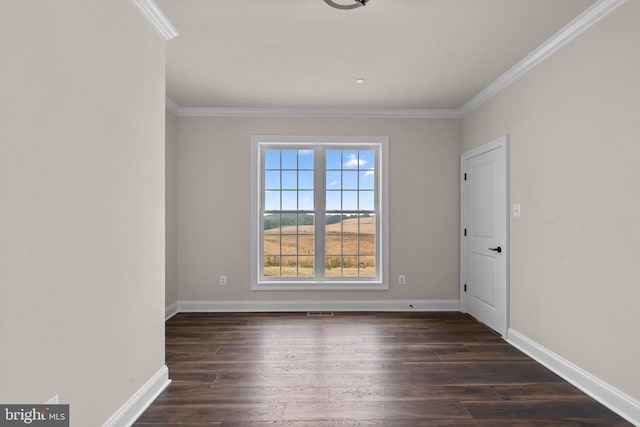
[507, 328, 640, 426]
[172, 299, 459, 313]
[165, 302, 178, 320]
[102, 365, 171, 427]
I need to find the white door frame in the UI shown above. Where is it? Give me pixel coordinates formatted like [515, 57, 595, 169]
[460, 135, 509, 336]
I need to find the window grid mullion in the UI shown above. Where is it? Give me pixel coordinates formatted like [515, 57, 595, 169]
[279, 150, 283, 277]
[258, 141, 382, 283]
[341, 156, 344, 276]
[357, 151, 361, 276]
[315, 146, 325, 279]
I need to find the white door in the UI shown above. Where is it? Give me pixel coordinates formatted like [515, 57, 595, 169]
[461, 136, 508, 336]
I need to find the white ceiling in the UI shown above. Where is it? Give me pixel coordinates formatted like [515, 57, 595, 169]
[157, 0, 596, 110]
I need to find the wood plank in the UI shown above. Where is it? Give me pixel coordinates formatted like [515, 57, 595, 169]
[329, 385, 501, 402]
[464, 400, 629, 423]
[135, 403, 285, 423]
[153, 383, 329, 404]
[492, 383, 594, 401]
[133, 312, 631, 426]
[213, 373, 374, 388]
[281, 401, 472, 421]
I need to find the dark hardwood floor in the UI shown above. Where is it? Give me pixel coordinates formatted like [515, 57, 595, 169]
[134, 312, 631, 426]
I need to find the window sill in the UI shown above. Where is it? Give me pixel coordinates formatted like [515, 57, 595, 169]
[252, 281, 389, 291]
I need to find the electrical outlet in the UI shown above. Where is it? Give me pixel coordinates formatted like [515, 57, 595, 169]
[219, 275, 227, 286]
[398, 275, 406, 285]
[513, 203, 521, 217]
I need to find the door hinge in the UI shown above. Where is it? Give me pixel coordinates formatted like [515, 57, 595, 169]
[464, 284, 467, 292]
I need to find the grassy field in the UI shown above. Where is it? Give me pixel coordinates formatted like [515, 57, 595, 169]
[264, 217, 375, 277]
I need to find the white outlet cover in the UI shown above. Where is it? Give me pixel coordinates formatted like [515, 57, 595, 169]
[513, 203, 521, 217]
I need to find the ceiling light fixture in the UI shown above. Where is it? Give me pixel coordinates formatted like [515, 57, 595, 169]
[324, 0, 369, 10]
[356, 78, 365, 84]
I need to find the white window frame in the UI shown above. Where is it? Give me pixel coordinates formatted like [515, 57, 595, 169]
[250, 135, 389, 291]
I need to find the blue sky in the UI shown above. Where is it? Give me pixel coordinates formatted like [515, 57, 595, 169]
[265, 149, 375, 211]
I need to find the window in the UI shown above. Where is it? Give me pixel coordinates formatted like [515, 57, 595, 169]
[251, 136, 389, 290]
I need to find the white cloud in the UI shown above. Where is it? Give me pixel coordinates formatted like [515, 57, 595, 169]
[364, 169, 374, 177]
[344, 154, 366, 168]
[329, 180, 340, 187]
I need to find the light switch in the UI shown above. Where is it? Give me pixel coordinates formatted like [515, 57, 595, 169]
[513, 203, 521, 218]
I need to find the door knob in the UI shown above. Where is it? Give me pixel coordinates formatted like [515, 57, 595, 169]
[489, 246, 502, 253]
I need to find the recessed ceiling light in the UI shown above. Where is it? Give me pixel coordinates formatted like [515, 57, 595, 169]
[356, 78, 365, 84]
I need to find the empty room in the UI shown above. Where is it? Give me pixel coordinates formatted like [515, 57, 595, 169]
[1, 0, 639, 425]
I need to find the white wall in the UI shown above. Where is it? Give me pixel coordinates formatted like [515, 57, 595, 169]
[0, 1, 166, 425]
[166, 109, 179, 308]
[176, 117, 461, 303]
[463, 1, 640, 402]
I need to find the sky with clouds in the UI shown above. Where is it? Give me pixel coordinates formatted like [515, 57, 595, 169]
[265, 149, 375, 212]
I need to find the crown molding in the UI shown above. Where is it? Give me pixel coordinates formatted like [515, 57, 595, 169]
[164, 102, 463, 119]
[130, 0, 179, 41]
[460, 0, 627, 115]
[165, 97, 180, 115]
[162, 0, 625, 117]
